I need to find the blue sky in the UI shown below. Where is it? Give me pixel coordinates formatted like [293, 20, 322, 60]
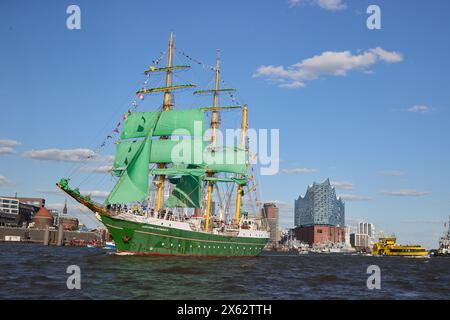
[0, 0, 449, 248]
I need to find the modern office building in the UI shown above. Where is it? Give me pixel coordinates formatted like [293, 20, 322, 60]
[0, 197, 19, 215]
[354, 222, 376, 249]
[9, 197, 45, 208]
[262, 202, 279, 245]
[0, 197, 40, 227]
[293, 179, 345, 245]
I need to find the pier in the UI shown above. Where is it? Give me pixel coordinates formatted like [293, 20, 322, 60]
[0, 226, 104, 247]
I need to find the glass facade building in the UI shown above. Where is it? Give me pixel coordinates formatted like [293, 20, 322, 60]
[294, 179, 345, 227]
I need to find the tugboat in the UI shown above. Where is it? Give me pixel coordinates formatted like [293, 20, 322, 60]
[372, 232, 429, 257]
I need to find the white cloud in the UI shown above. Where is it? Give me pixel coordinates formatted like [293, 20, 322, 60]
[406, 105, 433, 113]
[0, 147, 15, 155]
[253, 47, 403, 88]
[380, 189, 430, 197]
[281, 167, 319, 174]
[279, 81, 305, 89]
[0, 175, 13, 187]
[36, 188, 67, 196]
[331, 181, 354, 190]
[379, 170, 406, 177]
[369, 47, 403, 63]
[23, 148, 112, 163]
[0, 139, 21, 147]
[402, 220, 446, 225]
[289, 0, 347, 11]
[80, 165, 113, 173]
[81, 190, 109, 199]
[339, 194, 373, 201]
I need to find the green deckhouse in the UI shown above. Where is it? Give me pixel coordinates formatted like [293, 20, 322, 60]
[57, 33, 269, 256]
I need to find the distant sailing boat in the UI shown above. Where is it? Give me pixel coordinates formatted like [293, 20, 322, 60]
[57, 33, 269, 256]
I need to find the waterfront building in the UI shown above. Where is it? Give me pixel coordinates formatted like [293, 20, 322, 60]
[262, 203, 279, 245]
[0, 196, 45, 208]
[354, 221, 376, 249]
[0, 197, 40, 227]
[350, 233, 356, 247]
[31, 207, 54, 229]
[59, 216, 79, 231]
[293, 179, 345, 245]
[344, 226, 352, 245]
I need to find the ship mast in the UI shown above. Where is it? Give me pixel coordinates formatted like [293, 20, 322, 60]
[204, 57, 220, 231]
[156, 32, 174, 211]
[234, 105, 247, 224]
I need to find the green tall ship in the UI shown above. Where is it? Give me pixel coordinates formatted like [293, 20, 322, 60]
[57, 33, 269, 256]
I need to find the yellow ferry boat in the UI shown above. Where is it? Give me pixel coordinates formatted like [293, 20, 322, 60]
[372, 235, 429, 257]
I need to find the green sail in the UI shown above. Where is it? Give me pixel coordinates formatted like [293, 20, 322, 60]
[165, 175, 202, 208]
[120, 108, 205, 140]
[114, 138, 205, 168]
[106, 136, 152, 204]
[203, 147, 247, 175]
[113, 140, 142, 169]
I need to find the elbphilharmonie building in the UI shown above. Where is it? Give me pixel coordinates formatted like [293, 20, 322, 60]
[294, 179, 345, 228]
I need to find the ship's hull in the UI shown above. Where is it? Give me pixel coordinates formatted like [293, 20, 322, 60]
[372, 246, 429, 257]
[101, 215, 268, 257]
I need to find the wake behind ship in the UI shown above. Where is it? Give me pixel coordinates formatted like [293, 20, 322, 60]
[57, 33, 270, 256]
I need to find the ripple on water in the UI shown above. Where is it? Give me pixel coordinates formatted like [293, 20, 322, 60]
[1, 243, 450, 299]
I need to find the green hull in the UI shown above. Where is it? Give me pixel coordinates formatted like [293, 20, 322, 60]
[101, 215, 268, 257]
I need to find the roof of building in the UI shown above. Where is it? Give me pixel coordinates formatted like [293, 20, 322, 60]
[33, 207, 53, 220]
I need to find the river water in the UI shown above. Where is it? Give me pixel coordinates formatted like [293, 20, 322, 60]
[0, 243, 449, 300]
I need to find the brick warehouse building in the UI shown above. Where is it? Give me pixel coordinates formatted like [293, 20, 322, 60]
[293, 225, 345, 246]
[294, 179, 345, 245]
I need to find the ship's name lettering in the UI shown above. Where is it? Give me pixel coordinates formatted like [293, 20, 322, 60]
[142, 226, 168, 232]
